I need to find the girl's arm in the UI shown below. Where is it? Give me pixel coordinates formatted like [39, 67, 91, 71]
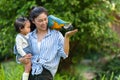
[16, 36, 27, 56]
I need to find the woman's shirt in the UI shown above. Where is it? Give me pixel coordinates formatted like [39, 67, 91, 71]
[28, 29, 68, 77]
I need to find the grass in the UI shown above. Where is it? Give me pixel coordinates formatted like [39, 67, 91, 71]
[2, 60, 120, 80]
[0, 64, 5, 80]
[0, 60, 76, 80]
[0, 61, 23, 80]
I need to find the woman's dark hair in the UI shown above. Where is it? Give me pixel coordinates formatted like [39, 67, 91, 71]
[29, 6, 48, 31]
[29, 6, 48, 21]
[14, 17, 28, 33]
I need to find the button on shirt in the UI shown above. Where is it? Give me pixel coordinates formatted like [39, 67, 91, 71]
[28, 29, 68, 77]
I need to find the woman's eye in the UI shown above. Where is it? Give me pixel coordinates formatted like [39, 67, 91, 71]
[38, 20, 43, 22]
[44, 18, 47, 21]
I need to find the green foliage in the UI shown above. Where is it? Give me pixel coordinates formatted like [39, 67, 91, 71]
[0, 61, 75, 80]
[38, 1, 120, 63]
[54, 74, 76, 80]
[0, 0, 120, 61]
[115, 75, 120, 80]
[0, 61, 23, 80]
[1, 61, 120, 80]
[0, 65, 5, 80]
[0, 0, 36, 60]
[97, 57, 120, 80]
[1, 0, 120, 79]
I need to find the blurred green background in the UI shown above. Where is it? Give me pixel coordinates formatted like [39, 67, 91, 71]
[1, 0, 120, 80]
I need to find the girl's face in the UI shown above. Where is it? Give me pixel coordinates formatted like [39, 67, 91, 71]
[33, 13, 48, 31]
[20, 20, 31, 35]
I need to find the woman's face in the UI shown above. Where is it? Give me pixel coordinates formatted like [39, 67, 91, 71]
[33, 13, 48, 31]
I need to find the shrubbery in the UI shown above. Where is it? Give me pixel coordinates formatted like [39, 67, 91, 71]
[1, 0, 120, 79]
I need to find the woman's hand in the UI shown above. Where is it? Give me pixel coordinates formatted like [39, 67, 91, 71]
[65, 29, 78, 38]
[64, 29, 78, 55]
[24, 54, 32, 59]
[19, 54, 32, 64]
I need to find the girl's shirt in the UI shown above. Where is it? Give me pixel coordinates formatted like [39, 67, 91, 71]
[15, 33, 29, 56]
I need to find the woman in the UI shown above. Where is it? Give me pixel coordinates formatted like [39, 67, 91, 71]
[20, 6, 78, 80]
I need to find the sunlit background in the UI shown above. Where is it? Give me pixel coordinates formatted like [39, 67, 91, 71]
[1, 0, 120, 80]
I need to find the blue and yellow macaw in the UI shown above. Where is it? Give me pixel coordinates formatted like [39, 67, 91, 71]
[48, 15, 70, 30]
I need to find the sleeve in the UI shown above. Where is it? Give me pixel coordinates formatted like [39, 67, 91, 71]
[16, 36, 26, 56]
[57, 31, 68, 59]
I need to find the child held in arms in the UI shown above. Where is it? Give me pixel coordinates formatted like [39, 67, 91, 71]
[14, 17, 32, 80]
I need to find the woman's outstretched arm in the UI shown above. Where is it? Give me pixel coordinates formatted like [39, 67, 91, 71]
[64, 29, 78, 55]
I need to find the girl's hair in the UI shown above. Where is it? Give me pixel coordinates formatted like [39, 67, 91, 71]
[14, 17, 28, 33]
[29, 6, 48, 31]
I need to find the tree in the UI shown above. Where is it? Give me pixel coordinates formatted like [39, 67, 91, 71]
[0, 0, 36, 61]
[1, 0, 120, 79]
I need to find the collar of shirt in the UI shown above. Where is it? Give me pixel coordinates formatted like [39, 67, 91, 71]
[31, 28, 51, 39]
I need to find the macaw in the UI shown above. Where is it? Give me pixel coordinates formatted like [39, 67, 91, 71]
[48, 15, 73, 30]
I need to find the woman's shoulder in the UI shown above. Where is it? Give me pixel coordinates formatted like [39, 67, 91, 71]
[50, 29, 61, 34]
[50, 29, 63, 37]
[29, 29, 36, 36]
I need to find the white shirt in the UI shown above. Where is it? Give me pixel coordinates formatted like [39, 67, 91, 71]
[38, 42, 41, 52]
[15, 33, 29, 56]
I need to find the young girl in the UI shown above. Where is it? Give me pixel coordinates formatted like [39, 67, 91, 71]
[14, 17, 31, 80]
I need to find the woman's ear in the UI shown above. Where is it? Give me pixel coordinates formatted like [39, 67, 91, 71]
[32, 20, 35, 24]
